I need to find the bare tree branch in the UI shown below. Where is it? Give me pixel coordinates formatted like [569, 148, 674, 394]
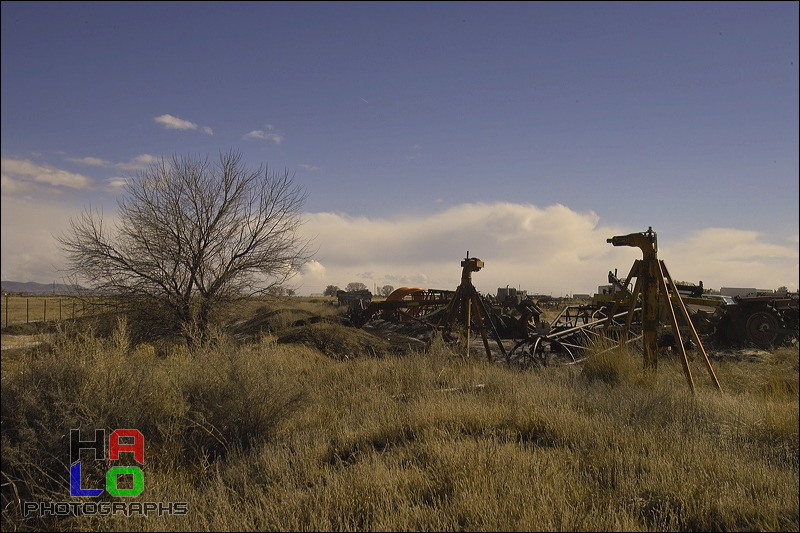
[57, 150, 316, 342]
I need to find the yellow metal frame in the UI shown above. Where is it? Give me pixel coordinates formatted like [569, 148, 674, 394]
[605, 228, 722, 393]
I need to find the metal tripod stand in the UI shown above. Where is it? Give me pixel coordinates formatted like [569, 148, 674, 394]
[605, 228, 722, 393]
[437, 253, 507, 361]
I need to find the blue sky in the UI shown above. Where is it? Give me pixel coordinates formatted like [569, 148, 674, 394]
[2, 1, 798, 296]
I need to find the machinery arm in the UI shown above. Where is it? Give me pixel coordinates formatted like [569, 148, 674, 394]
[607, 227, 658, 260]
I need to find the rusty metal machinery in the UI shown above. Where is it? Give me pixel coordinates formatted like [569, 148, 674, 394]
[507, 266, 642, 368]
[347, 257, 539, 360]
[486, 288, 545, 340]
[715, 295, 799, 348]
[380, 287, 454, 322]
[505, 303, 637, 368]
[346, 287, 453, 328]
[507, 228, 724, 394]
[345, 254, 511, 361]
[343, 228, 795, 376]
[337, 289, 373, 324]
[435, 253, 508, 361]
[603, 227, 721, 392]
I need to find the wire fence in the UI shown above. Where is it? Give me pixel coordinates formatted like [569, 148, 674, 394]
[1, 295, 115, 328]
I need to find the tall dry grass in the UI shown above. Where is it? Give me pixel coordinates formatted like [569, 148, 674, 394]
[2, 306, 797, 532]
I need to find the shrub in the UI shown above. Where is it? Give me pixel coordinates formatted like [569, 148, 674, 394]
[581, 343, 640, 385]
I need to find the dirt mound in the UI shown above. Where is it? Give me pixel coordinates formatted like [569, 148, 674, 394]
[277, 322, 395, 359]
[230, 306, 347, 340]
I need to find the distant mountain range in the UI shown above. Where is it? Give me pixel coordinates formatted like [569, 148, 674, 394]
[1, 281, 79, 294]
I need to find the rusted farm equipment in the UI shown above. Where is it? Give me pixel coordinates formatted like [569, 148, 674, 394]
[602, 227, 721, 391]
[508, 228, 722, 393]
[714, 294, 799, 348]
[336, 289, 373, 315]
[665, 291, 798, 349]
[506, 267, 644, 368]
[434, 254, 507, 360]
[346, 287, 453, 328]
[485, 287, 546, 340]
[505, 302, 639, 367]
[343, 227, 793, 389]
[346, 254, 539, 361]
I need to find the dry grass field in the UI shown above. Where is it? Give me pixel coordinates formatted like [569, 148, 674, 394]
[1, 298, 797, 532]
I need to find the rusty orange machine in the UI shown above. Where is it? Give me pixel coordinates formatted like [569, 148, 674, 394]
[346, 287, 453, 328]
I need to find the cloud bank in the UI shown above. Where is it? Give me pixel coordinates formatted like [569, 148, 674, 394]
[2, 197, 797, 296]
[1, 158, 94, 194]
[292, 203, 800, 296]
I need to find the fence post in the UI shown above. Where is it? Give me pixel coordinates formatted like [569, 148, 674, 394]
[26, 298, 29, 323]
[60, 299, 62, 321]
[4, 294, 7, 327]
[44, 299, 47, 322]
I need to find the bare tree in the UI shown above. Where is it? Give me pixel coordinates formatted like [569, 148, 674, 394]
[346, 282, 368, 292]
[323, 285, 340, 297]
[379, 285, 395, 297]
[58, 150, 315, 343]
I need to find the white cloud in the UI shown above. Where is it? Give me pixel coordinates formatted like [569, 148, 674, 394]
[1, 196, 81, 282]
[291, 202, 800, 296]
[67, 156, 111, 166]
[2, 198, 796, 298]
[104, 177, 129, 188]
[66, 153, 157, 172]
[296, 260, 328, 291]
[132, 154, 158, 165]
[1, 174, 39, 195]
[244, 124, 283, 144]
[154, 114, 197, 130]
[299, 164, 320, 171]
[153, 114, 213, 135]
[302, 260, 326, 276]
[659, 228, 800, 290]
[244, 130, 283, 144]
[116, 154, 159, 171]
[1, 158, 94, 191]
[1, 155, 159, 198]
